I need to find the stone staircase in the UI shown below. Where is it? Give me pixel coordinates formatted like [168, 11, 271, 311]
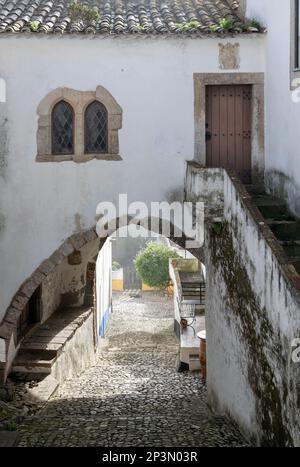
[177, 270, 206, 371]
[11, 307, 94, 387]
[179, 271, 206, 316]
[246, 185, 300, 275]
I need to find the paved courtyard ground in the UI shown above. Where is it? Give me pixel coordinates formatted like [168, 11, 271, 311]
[16, 292, 248, 447]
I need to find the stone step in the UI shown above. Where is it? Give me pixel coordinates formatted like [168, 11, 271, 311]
[267, 220, 300, 241]
[290, 257, 300, 274]
[252, 195, 288, 219]
[244, 184, 266, 196]
[11, 349, 57, 375]
[280, 241, 300, 258]
[189, 355, 201, 372]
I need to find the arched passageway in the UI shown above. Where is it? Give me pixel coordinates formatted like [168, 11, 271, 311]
[0, 217, 204, 383]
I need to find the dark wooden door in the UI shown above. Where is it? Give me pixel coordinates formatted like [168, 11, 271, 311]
[17, 286, 41, 342]
[84, 262, 96, 307]
[206, 85, 252, 183]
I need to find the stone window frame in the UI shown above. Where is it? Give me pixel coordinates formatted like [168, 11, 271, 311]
[194, 73, 265, 185]
[36, 86, 122, 163]
[290, 0, 300, 89]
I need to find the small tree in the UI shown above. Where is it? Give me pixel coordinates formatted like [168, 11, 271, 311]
[134, 242, 178, 290]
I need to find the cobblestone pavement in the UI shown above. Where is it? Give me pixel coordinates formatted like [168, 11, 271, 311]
[17, 292, 249, 447]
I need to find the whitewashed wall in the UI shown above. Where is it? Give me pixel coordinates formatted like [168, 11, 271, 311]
[0, 35, 264, 322]
[246, 0, 300, 216]
[96, 238, 112, 338]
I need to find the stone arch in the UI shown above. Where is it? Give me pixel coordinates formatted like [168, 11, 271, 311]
[0, 217, 204, 382]
[36, 86, 122, 163]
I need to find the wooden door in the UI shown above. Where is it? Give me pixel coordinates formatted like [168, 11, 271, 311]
[206, 85, 252, 184]
[17, 286, 41, 342]
[84, 262, 96, 307]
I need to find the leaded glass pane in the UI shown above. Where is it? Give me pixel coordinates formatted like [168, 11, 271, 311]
[85, 101, 108, 154]
[52, 101, 74, 155]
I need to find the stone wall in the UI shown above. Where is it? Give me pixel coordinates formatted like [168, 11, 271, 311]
[52, 310, 96, 386]
[41, 239, 100, 322]
[185, 164, 224, 219]
[205, 171, 300, 446]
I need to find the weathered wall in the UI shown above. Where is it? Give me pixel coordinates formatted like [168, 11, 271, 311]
[41, 239, 100, 322]
[246, 0, 300, 216]
[205, 171, 300, 446]
[0, 34, 264, 322]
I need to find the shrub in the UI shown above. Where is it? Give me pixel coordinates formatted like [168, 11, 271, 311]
[134, 242, 178, 290]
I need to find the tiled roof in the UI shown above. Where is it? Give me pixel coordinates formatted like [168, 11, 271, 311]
[0, 0, 257, 36]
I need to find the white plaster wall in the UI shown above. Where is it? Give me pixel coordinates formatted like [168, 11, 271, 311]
[96, 238, 112, 338]
[246, 0, 300, 215]
[0, 35, 264, 322]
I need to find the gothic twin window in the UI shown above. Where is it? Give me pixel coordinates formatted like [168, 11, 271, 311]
[37, 86, 122, 163]
[51, 100, 108, 155]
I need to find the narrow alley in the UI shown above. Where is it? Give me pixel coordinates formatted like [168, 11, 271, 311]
[16, 293, 248, 447]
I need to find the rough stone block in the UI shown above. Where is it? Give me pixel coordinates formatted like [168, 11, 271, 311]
[68, 251, 82, 266]
[31, 270, 45, 286]
[83, 229, 98, 243]
[3, 308, 21, 325]
[0, 321, 14, 340]
[21, 280, 38, 298]
[11, 294, 28, 311]
[49, 249, 65, 267]
[58, 241, 75, 258]
[70, 233, 86, 250]
[38, 259, 56, 275]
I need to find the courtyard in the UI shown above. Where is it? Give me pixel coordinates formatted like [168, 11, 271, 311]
[16, 292, 248, 447]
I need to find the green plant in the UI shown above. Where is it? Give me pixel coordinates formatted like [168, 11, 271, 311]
[134, 242, 178, 290]
[212, 222, 224, 235]
[136, 24, 145, 31]
[249, 18, 261, 30]
[112, 261, 122, 271]
[209, 24, 219, 33]
[176, 20, 200, 32]
[219, 17, 234, 31]
[30, 20, 39, 32]
[4, 421, 17, 431]
[68, 1, 100, 23]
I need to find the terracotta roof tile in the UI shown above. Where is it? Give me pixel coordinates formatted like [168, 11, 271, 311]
[0, 0, 260, 36]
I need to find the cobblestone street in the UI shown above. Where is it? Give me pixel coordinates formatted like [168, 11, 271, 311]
[16, 293, 248, 447]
